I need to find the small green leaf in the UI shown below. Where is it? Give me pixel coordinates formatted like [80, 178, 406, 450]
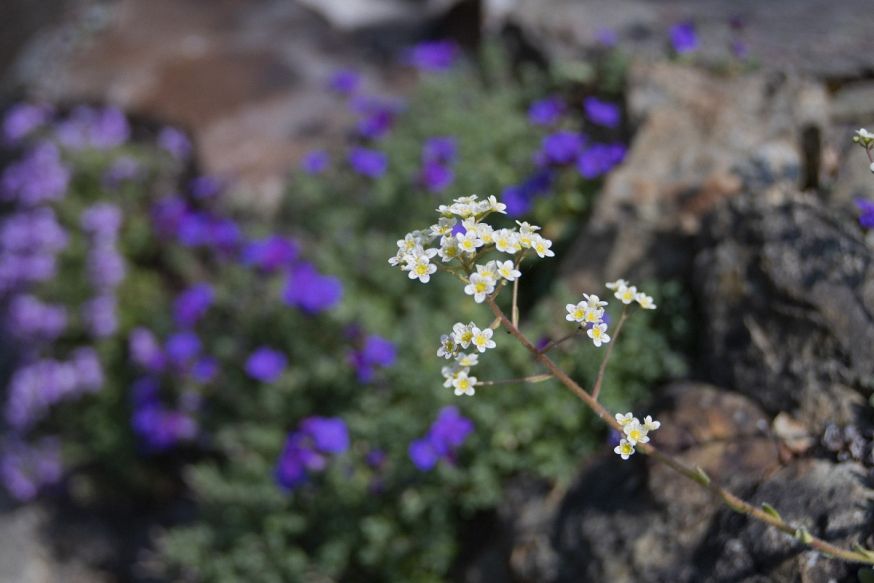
[857, 567, 874, 583]
[761, 503, 782, 521]
[795, 528, 813, 544]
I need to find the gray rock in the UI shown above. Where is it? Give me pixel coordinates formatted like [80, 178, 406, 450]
[694, 186, 874, 433]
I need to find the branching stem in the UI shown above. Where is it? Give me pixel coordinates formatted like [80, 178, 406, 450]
[592, 305, 629, 401]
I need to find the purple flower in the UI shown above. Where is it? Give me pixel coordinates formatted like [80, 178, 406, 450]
[528, 97, 565, 126]
[242, 235, 299, 273]
[670, 21, 698, 54]
[301, 417, 349, 454]
[856, 198, 874, 229]
[408, 437, 439, 471]
[301, 150, 330, 174]
[82, 295, 118, 338]
[129, 328, 166, 372]
[191, 358, 219, 383]
[584, 97, 621, 129]
[103, 156, 140, 188]
[283, 262, 343, 313]
[275, 433, 320, 490]
[7, 295, 67, 341]
[81, 203, 123, 242]
[190, 176, 223, 200]
[366, 449, 386, 468]
[87, 247, 125, 290]
[348, 147, 388, 179]
[3, 103, 51, 144]
[576, 143, 626, 179]
[422, 136, 457, 165]
[209, 218, 242, 254]
[165, 331, 202, 366]
[357, 106, 396, 140]
[501, 170, 554, 218]
[71, 347, 103, 390]
[420, 162, 454, 192]
[173, 283, 214, 328]
[0, 437, 62, 501]
[596, 28, 618, 47]
[132, 403, 197, 452]
[405, 40, 459, 72]
[350, 335, 397, 382]
[158, 126, 192, 160]
[176, 211, 212, 247]
[245, 347, 287, 383]
[56, 106, 130, 149]
[537, 131, 585, 166]
[151, 196, 189, 237]
[327, 69, 361, 96]
[1, 142, 70, 205]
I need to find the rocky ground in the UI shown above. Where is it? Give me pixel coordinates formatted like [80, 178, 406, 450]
[3, 1, 874, 581]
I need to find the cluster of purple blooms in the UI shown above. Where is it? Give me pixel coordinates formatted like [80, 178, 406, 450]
[0, 207, 68, 292]
[347, 334, 397, 383]
[857, 199, 874, 229]
[275, 417, 350, 490]
[669, 21, 698, 55]
[151, 193, 241, 254]
[131, 377, 199, 452]
[81, 203, 125, 338]
[0, 437, 62, 501]
[408, 406, 474, 471]
[404, 40, 460, 73]
[419, 136, 458, 193]
[55, 106, 130, 150]
[2, 103, 52, 145]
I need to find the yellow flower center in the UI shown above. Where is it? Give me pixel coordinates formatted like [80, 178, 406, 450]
[461, 332, 473, 343]
[415, 264, 428, 275]
[592, 328, 602, 339]
[620, 443, 633, 455]
[574, 309, 585, 319]
[474, 282, 487, 293]
[629, 429, 642, 441]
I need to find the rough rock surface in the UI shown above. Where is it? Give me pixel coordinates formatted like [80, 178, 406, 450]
[561, 61, 828, 293]
[489, 0, 874, 80]
[694, 187, 874, 433]
[473, 384, 874, 583]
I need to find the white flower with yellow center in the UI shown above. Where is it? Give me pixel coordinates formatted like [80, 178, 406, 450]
[470, 326, 496, 353]
[487, 195, 507, 214]
[496, 260, 521, 281]
[494, 229, 521, 254]
[615, 284, 638, 304]
[565, 301, 587, 323]
[464, 273, 495, 303]
[452, 371, 477, 396]
[442, 365, 469, 388]
[438, 236, 461, 263]
[476, 222, 495, 245]
[430, 217, 457, 238]
[855, 128, 874, 142]
[456, 231, 482, 254]
[515, 221, 540, 235]
[452, 322, 475, 349]
[517, 231, 534, 249]
[408, 254, 437, 283]
[475, 261, 499, 282]
[587, 322, 611, 347]
[635, 292, 656, 310]
[643, 415, 661, 432]
[388, 247, 406, 267]
[623, 421, 650, 445]
[584, 306, 605, 323]
[456, 353, 479, 367]
[614, 439, 636, 460]
[437, 334, 458, 359]
[583, 293, 608, 309]
[531, 234, 555, 258]
[605, 278, 628, 291]
[615, 412, 636, 426]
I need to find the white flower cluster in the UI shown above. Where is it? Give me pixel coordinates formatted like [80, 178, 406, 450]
[853, 128, 874, 173]
[389, 194, 553, 302]
[613, 412, 661, 460]
[605, 279, 657, 309]
[438, 321, 497, 396]
[565, 280, 656, 347]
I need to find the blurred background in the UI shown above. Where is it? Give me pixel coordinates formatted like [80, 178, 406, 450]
[1, 0, 874, 581]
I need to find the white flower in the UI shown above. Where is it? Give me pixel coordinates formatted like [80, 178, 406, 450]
[531, 234, 555, 258]
[456, 231, 482, 254]
[456, 353, 479, 367]
[643, 415, 661, 432]
[496, 260, 521, 281]
[476, 222, 495, 245]
[583, 293, 608, 308]
[475, 261, 499, 282]
[623, 421, 650, 445]
[494, 229, 522, 254]
[437, 334, 458, 359]
[870, 162, 874, 174]
[452, 322, 475, 349]
[452, 371, 477, 396]
[397, 233, 421, 253]
[470, 326, 496, 353]
[635, 292, 656, 310]
[430, 217, 457, 237]
[615, 412, 636, 426]
[614, 438, 635, 460]
[487, 195, 507, 214]
[515, 221, 540, 234]
[614, 284, 637, 304]
[565, 301, 587, 323]
[584, 306, 604, 324]
[388, 248, 406, 267]
[408, 254, 437, 283]
[587, 322, 611, 347]
[517, 230, 535, 249]
[442, 364, 468, 388]
[438, 236, 461, 262]
[856, 128, 874, 141]
[605, 278, 628, 291]
[464, 273, 495, 303]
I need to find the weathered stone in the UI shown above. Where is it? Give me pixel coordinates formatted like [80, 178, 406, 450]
[694, 186, 874, 433]
[561, 62, 825, 292]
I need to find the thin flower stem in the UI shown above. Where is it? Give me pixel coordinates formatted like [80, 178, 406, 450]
[537, 328, 583, 354]
[511, 277, 520, 328]
[591, 306, 629, 401]
[476, 373, 553, 386]
[484, 296, 874, 565]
